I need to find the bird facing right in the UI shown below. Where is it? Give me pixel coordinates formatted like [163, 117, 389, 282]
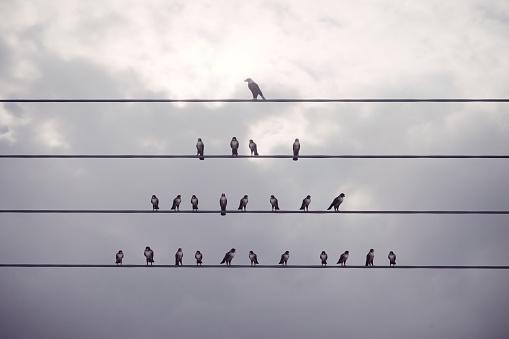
[337, 250, 349, 266]
[327, 193, 346, 211]
[279, 251, 290, 266]
[300, 195, 311, 211]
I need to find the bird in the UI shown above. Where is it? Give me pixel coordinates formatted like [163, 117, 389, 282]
[144, 247, 154, 265]
[249, 139, 259, 156]
[293, 138, 300, 161]
[195, 251, 203, 266]
[115, 250, 124, 265]
[230, 137, 239, 156]
[270, 195, 280, 211]
[171, 195, 182, 211]
[320, 251, 328, 266]
[327, 193, 346, 211]
[238, 195, 249, 211]
[244, 78, 266, 100]
[175, 248, 183, 266]
[249, 251, 259, 266]
[196, 138, 205, 160]
[151, 195, 159, 211]
[279, 251, 290, 266]
[388, 251, 396, 266]
[220, 248, 236, 266]
[365, 249, 374, 266]
[337, 251, 349, 266]
[300, 195, 311, 211]
[191, 195, 199, 211]
[220, 193, 227, 216]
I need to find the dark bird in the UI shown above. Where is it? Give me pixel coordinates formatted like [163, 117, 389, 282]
[300, 195, 311, 211]
[388, 251, 396, 266]
[230, 137, 239, 156]
[191, 195, 199, 211]
[196, 138, 204, 160]
[195, 251, 203, 266]
[337, 251, 349, 266]
[293, 138, 300, 161]
[175, 248, 183, 266]
[238, 195, 249, 211]
[220, 193, 227, 216]
[365, 249, 374, 267]
[244, 78, 266, 100]
[270, 195, 280, 211]
[144, 246, 154, 266]
[320, 251, 328, 266]
[115, 250, 124, 265]
[327, 193, 346, 211]
[171, 195, 182, 211]
[220, 248, 236, 266]
[151, 195, 159, 211]
[279, 251, 290, 266]
[249, 139, 259, 156]
[249, 251, 259, 266]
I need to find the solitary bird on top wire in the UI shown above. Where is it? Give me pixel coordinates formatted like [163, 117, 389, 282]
[293, 138, 300, 161]
[196, 138, 205, 160]
[244, 78, 266, 100]
[327, 193, 346, 211]
[151, 195, 159, 211]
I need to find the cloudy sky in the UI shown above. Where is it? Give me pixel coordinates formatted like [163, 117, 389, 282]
[1, 0, 509, 338]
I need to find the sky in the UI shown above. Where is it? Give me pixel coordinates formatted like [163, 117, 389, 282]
[1, 0, 509, 338]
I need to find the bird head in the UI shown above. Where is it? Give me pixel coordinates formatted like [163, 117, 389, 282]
[340, 193, 345, 197]
[244, 78, 254, 83]
[231, 248, 236, 253]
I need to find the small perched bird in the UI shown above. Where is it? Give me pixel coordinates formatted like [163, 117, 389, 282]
[220, 248, 236, 266]
[249, 251, 259, 266]
[270, 195, 280, 211]
[144, 247, 154, 266]
[293, 138, 300, 161]
[191, 195, 199, 211]
[300, 195, 311, 211]
[230, 137, 239, 156]
[388, 251, 397, 266]
[115, 250, 124, 265]
[220, 193, 227, 216]
[151, 195, 159, 211]
[244, 78, 266, 100]
[171, 195, 182, 211]
[249, 139, 259, 156]
[327, 193, 346, 211]
[175, 248, 183, 266]
[320, 251, 328, 266]
[196, 138, 205, 160]
[337, 251, 349, 266]
[238, 195, 249, 211]
[279, 251, 290, 266]
[195, 251, 203, 266]
[365, 249, 375, 267]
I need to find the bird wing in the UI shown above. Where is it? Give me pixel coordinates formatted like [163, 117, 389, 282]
[327, 198, 338, 210]
[279, 254, 285, 264]
[171, 199, 177, 209]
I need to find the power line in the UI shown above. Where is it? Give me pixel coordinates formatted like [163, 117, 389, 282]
[1, 210, 508, 214]
[1, 99, 508, 103]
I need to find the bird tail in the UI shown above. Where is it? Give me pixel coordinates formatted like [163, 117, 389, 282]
[327, 204, 333, 210]
[293, 156, 298, 161]
[261, 94, 266, 100]
[200, 156, 204, 160]
[254, 151, 259, 156]
[221, 212, 226, 216]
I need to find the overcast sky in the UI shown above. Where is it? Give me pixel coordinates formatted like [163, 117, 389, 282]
[1, 1, 509, 338]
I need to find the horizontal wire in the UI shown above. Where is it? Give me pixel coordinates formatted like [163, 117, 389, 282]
[1, 99, 509, 103]
[1, 210, 508, 214]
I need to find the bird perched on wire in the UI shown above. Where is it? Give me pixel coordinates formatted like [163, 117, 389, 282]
[195, 251, 203, 266]
[300, 195, 311, 211]
[388, 251, 396, 266]
[220, 248, 236, 266]
[320, 251, 328, 266]
[171, 195, 182, 211]
[249, 139, 259, 156]
[238, 195, 249, 211]
[244, 78, 266, 100]
[115, 250, 124, 266]
[175, 248, 183, 266]
[230, 137, 239, 156]
[293, 138, 300, 161]
[270, 195, 280, 211]
[365, 249, 374, 267]
[220, 193, 227, 216]
[151, 195, 159, 211]
[327, 193, 346, 211]
[279, 251, 290, 266]
[196, 138, 204, 160]
[337, 251, 349, 266]
[144, 247, 154, 266]
[191, 195, 199, 211]
[249, 251, 259, 266]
